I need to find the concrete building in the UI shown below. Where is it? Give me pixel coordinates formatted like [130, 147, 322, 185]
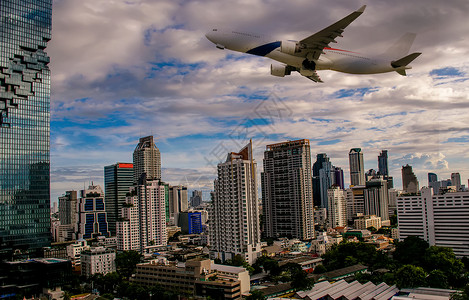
[451, 172, 462, 191]
[261, 139, 314, 240]
[364, 179, 390, 222]
[402, 164, 419, 194]
[66, 240, 89, 267]
[346, 186, 365, 222]
[133, 136, 161, 183]
[57, 190, 78, 242]
[354, 215, 382, 230]
[314, 207, 327, 229]
[131, 258, 249, 298]
[327, 186, 347, 228]
[80, 247, 116, 277]
[349, 148, 365, 186]
[76, 184, 110, 240]
[169, 185, 188, 225]
[117, 181, 168, 253]
[104, 162, 134, 235]
[397, 187, 469, 257]
[210, 141, 261, 264]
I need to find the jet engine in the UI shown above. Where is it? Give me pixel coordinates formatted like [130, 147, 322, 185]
[280, 40, 301, 55]
[271, 64, 292, 77]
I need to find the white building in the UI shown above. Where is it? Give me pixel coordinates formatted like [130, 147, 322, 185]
[117, 181, 168, 253]
[169, 185, 188, 225]
[66, 239, 89, 267]
[81, 247, 116, 277]
[327, 186, 347, 228]
[397, 187, 469, 257]
[210, 141, 261, 264]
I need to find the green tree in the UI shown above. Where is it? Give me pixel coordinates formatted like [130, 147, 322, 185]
[115, 250, 143, 278]
[246, 290, 266, 300]
[322, 241, 382, 270]
[395, 265, 426, 289]
[313, 264, 327, 274]
[290, 269, 314, 291]
[423, 246, 464, 287]
[393, 236, 429, 266]
[426, 270, 449, 289]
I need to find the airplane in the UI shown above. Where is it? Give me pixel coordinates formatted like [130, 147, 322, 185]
[205, 5, 421, 83]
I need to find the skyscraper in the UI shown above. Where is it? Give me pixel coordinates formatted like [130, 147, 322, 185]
[0, 0, 52, 257]
[451, 172, 461, 191]
[312, 153, 329, 206]
[76, 184, 110, 239]
[104, 163, 133, 235]
[327, 186, 347, 228]
[133, 136, 161, 183]
[190, 190, 203, 208]
[262, 139, 314, 240]
[428, 173, 438, 185]
[349, 148, 365, 186]
[378, 150, 389, 176]
[169, 185, 188, 225]
[402, 164, 419, 194]
[210, 141, 261, 264]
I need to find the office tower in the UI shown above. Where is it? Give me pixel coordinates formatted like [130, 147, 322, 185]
[0, 0, 52, 257]
[428, 172, 438, 185]
[210, 141, 261, 264]
[334, 167, 345, 189]
[262, 139, 314, 240]
[327, 186, 347, 228]
[364, 179, 389, 221]
[169, 185, 188, 225]
[117, 181, 167, 252]
[349, 148, 365, 186]
[133, 136, 161, 183]
[401, 164, 419, 194]
[76, 184, 110, 239]
[451, 172, 461, 191]
[378, 150, 389, 176]
[397, 187, 469, 257]
[319, 160, 334, 209]
[104, 163, 133, 235]
[51, 202, 58, 215]
[312, 153, 330, 206]
[190, 190, 203, 207]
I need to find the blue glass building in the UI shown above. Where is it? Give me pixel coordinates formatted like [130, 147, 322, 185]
[0, 0, 52, 257]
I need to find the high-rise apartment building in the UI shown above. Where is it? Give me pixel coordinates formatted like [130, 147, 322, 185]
[349, 148, 365, 186]
[133, 136, 161, 183]
[104, 163, 133, 235]
[117, 137, 167, 253]
[451, 172, 461, 191]
[327, 186, 347, 228]
[76, 185, 110, 240]
[364, 179, 389, 221]
[397, 187, 469, 257]
[346, 186, 365, 222]
[262, 139, 314, 240]
[0, 0, 52, 257]
[210, 141, 261, 264]
[402, 164, 419, 194]
[58, 191, 78, 226]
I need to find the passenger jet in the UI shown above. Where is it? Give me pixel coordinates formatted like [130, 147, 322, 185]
[205, 5, 421, 82]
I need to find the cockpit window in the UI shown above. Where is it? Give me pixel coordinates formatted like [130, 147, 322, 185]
[213, 29, 217, 31]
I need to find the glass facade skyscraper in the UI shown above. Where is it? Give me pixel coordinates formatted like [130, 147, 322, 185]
[104, 163, 133, 235]
[0, 0, 52, 257]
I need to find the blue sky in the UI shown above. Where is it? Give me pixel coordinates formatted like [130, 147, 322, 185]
[48, 0, 469, 202]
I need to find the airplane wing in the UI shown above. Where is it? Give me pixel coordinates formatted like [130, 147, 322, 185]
[299, 5, 366, 60]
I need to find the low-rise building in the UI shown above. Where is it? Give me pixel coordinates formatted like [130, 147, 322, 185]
[354, 215, 382, 230]
[131, 258, 249, 298]
[80, 247, 116, 277]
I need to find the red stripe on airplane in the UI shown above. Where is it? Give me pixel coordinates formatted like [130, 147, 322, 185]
[324, 47, 358, 54]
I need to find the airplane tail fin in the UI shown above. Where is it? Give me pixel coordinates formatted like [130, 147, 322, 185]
[382, 32, 417, 59]
[391, 52, 422, 76]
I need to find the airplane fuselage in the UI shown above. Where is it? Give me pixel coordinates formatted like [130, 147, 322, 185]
[206, 29, 398, 75]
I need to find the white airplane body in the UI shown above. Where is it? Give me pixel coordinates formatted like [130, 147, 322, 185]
[205, 6, 421, 82]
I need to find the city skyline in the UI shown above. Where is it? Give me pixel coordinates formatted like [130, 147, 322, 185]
[48, 0, 469, 202]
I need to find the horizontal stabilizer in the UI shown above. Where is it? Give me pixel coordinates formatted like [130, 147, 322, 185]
[391, 52, 422, 68]
[395, 69, 407, 76]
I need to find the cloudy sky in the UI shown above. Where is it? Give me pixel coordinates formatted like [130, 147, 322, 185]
[48, 0, 469, 202]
